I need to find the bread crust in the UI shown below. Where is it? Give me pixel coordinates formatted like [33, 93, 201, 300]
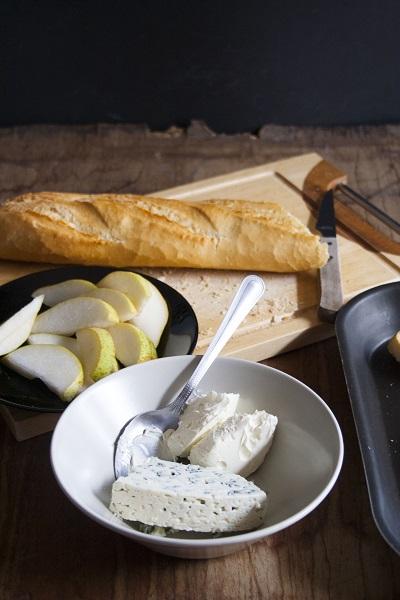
[0, 192, 328, 272]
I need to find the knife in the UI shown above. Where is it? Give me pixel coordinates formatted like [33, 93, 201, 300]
[316, 190, 344, 323]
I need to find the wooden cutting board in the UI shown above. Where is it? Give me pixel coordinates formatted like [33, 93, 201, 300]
[150, 152, 400, 358]
[2, 152, 400, 440]
[0, 152, 399, 363]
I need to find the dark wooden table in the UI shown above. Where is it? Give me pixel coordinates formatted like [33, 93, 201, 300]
[1, 123, 400, 600]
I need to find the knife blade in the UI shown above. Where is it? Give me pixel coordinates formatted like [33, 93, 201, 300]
[316, 190, 344, 322]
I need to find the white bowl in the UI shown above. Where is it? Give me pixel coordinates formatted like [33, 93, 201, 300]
[51, 356, 343, 559]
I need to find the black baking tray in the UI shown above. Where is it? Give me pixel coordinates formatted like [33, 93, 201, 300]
[336, 282, 400, 555]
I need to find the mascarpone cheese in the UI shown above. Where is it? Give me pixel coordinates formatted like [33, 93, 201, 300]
[189, 410, 278, 477]
[166, 390, 239, 458]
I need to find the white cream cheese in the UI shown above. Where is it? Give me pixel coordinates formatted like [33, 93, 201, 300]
[166, 390, 239, 458]
[188, 410, 278, 477]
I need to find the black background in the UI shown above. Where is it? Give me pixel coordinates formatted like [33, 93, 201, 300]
[1, 1, 399, 133]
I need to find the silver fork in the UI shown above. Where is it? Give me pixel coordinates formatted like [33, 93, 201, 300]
[114, 274, 265, 478]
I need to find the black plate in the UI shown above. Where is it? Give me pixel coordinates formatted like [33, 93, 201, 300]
[0, 266, 198, 413]
[336, 282, 400, 555]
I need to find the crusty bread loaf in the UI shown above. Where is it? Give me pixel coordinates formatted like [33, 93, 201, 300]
[0, 192, 328, 272]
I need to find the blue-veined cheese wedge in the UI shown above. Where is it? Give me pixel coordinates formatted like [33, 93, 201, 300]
[110, 457, 267, 533]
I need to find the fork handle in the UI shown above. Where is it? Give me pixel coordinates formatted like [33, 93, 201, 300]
[169, 275, 265, 415]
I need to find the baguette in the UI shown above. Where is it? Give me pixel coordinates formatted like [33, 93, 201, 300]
[0, 192, 328, 272]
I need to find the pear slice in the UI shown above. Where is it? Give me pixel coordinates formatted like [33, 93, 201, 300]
[32, 279, 96, 306]
[0, 295, 44, 356]
[2, 344, 83, 401]
[76, 327, 118, 382]
[108, 323, 157, 366]
[32, 297, 119, 335]
[129, 283, 169, 347]
[97, 271, 151, 311]
[86, 288, 137, 321]
[28, 333, 78, 355]
[97, 271, 169, 347]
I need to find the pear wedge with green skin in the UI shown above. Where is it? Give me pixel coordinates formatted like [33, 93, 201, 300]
[32, 297, 119, 335]
[97, 271, 169, 346]
[32, 279, 96, 306]
[76, 327, 118, 383]
[97, 271, 151, 311]
[2, 344, 84, 401]
[108, 323, 157, 367]
[0, 295, 44, 356]
[86, 288, 137, 321]
[28, 333, 78, 355]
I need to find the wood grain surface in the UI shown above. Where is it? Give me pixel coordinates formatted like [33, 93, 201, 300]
[1, 122, 400, 599]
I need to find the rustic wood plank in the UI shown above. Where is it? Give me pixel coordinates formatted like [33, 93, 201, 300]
[1, 123, 400, 599]
[0, 121, 399, 208]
